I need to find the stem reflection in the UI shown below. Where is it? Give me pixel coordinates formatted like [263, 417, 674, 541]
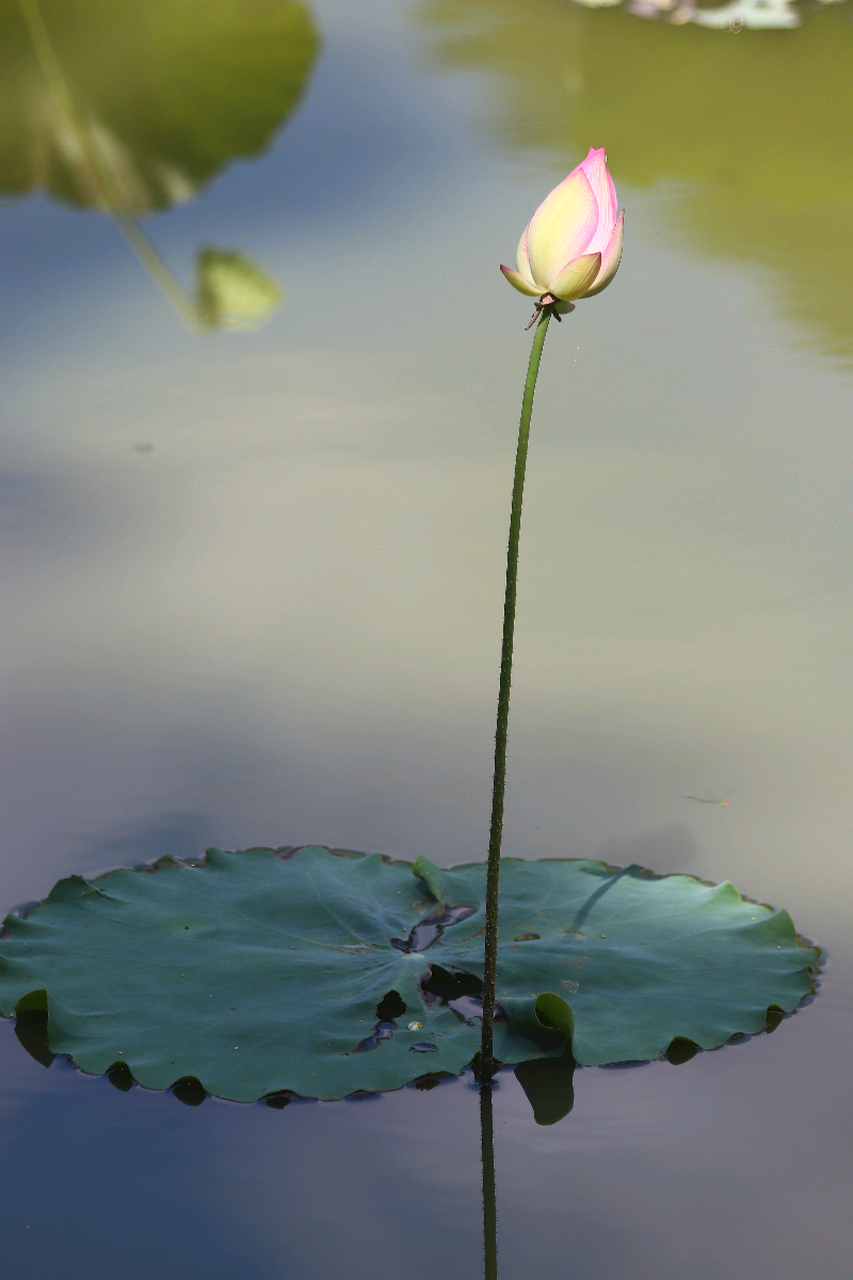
[480, 1083, 498, 1280]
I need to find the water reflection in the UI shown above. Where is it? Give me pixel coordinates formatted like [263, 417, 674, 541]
[513, 1051, 576, 1125]
[6, 995, 851, 1280]
[8, 1000, 566, 1279]
[480, 1084, 498, 1279]
[2, 0, 320, 326]
[417, 0, 853, 357]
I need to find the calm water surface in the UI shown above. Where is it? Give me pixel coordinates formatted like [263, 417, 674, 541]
[2, 0, 852, 1276]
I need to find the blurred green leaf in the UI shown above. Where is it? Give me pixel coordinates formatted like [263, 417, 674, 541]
[0, 0, 320, 211]
[196, 247, 283, 329]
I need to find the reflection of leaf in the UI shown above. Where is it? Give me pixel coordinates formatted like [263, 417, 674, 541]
[1, 0, 320, 211]
[196, 248, 283, 329]
[514, 1051, 575, 1126]
[418, 0, 853, 356]
[0, 846, 817, 1102]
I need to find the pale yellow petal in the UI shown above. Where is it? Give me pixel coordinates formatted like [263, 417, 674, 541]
[527, 170, 598, 291]
[550, 252, 602, 302]
[515, 223, 535, 283]
[500, 264, 542, 297]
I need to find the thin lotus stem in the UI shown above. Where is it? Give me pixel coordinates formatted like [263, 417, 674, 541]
[480, 306, 552, 1080]
[480, 1083, 498, 1279]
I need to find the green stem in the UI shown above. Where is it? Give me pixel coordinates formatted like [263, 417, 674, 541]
[480, 306, 552, 1079]
[113, 212, 203, 332]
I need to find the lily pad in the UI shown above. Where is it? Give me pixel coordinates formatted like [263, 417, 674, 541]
[0, 846, 817, 1102]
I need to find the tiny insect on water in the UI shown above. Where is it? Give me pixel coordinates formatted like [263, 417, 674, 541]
[681, 793, 730, 807]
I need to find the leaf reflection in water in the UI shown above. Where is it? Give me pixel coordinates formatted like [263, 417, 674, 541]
[3, 0, 320, 328]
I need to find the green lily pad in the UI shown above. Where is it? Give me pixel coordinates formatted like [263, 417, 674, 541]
[0, 846, 817, 1102]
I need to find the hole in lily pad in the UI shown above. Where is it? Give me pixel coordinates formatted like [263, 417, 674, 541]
[376, 990, 407, 1021]
[390, 904, 477, 954]
[355, 989, 407, 1052]
[422, 964, 484, 1025]
[422, 965, 483, 1003]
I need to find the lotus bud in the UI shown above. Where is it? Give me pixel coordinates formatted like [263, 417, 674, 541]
[500, 148, 624, 312]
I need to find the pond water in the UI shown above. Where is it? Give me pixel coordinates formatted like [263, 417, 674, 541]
[2, 0, 853, 1275]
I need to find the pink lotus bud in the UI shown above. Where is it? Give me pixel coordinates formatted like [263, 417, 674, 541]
[500, 148, 624, 305]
